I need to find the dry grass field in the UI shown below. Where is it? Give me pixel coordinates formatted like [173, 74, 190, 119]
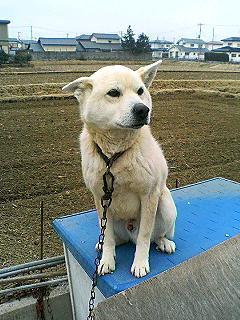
[0, 60, 240, 267]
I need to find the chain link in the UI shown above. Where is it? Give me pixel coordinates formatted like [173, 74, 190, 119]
[46, 292, 54, 320]
[87, 157, 117, 319]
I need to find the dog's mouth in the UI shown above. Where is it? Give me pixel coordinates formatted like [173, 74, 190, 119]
[116, 120, 148, 130]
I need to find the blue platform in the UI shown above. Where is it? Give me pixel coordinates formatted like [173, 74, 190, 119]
[53, 177, 240, 298]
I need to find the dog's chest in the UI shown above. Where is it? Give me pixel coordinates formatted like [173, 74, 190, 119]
[82, 151, 160, 198]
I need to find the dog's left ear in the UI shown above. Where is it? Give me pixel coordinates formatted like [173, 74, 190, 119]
[136, 60, 162, 88]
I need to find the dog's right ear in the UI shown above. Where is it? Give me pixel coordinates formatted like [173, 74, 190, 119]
[62, 77, 93, 100]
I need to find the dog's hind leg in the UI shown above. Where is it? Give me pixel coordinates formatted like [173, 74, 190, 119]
[154, 187, 177, 254]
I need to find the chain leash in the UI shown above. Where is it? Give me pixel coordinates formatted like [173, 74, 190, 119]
[87, 144, 125, 320]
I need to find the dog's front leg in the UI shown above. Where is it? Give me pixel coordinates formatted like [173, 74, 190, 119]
[95, 200, 116, 275]
[131, 193, 159, 278]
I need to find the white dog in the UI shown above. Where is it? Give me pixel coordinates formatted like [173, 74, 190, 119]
[63, 61, 177, 278]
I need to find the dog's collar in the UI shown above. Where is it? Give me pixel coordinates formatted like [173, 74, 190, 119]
[95, 143, 125, 168]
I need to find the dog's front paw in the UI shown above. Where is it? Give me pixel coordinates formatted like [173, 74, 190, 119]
[156, 238, 176, 254]
[98, 255, 115, 275]
[131, 259, 150, 278]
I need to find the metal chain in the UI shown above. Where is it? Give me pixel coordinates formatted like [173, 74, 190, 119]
[46, 292, 54, 320]
[87, 164, 115, 320]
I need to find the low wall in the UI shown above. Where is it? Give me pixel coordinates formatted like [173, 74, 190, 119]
[31, 51, 152, 61]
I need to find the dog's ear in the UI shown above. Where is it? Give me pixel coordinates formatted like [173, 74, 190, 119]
[62, 77, 93, 100]
[136, 60, 162, 88]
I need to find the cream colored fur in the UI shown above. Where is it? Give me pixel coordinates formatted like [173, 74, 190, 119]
[63, 61, 177, 278]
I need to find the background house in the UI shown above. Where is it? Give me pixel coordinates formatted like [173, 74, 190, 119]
[8, 37, 21, 54]
[76, 33, 122, 52]
[169, 38, 208, 60]
[212, 46, 240, 63]
[38, 38, 78, 52]
[0, 20, 10, 53]
[206, 41, 223, 51]
[150, 39, 174, 59]
[177, 38, 206, 48]
[221, 37, 240, 48]
[210, 37, 240, 63]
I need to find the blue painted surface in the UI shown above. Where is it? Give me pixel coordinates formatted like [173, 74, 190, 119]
[53, 177, 240, 298]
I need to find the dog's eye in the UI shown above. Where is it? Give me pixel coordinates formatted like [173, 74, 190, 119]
[137, 87, 144, 95]
[107, 89, 120, 98]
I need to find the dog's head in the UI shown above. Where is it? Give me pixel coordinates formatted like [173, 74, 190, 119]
[62, 60, 161, 130]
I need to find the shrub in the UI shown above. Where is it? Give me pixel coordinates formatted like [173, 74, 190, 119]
[0, 50, 9, 65]
[13, 50, 32, 66]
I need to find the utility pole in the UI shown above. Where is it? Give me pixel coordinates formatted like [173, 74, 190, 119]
[197, 23, 204, 39]
[17, 32, 21, 40]
[66, 33, 69, 38]
[30, 26, 33, 41]
[211, 27, 215, 50]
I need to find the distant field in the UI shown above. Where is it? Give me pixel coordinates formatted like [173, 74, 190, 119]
[1, 70, 240, 86]
[0, 91, 239, 266]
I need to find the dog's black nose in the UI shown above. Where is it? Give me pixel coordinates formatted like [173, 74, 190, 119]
[132, 103, 149, 120]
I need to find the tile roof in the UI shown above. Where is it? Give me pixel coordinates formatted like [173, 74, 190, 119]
[151, 48, 169, 52]
[212, 46, 240, 53]
[170, 45, 208, 53]
[21, 39, 38, 44]
[8, 38, 20, 43]
[206, 41, 223, 45]
[76, 34, 91, 40]
[38, 37, 77, 46]
[221, 37, 240, 42]
[91, 33, 121, 40]
[78, 40, 122, 51]
[177, 38, 206, 45]
[0, 20, 10, 24]
[150, 39, 173, 44]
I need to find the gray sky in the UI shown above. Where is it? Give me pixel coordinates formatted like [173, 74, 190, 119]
[2, 0, 240, 42]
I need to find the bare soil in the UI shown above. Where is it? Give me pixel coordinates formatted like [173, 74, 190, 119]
[0, 91, 239, 267]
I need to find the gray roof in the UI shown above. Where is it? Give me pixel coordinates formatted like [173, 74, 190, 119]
[76, 34, 91, 40]
[0, 20, 10, 24]
[30, 43, 44, 52]
[8, 38, 20, 43]
[221, 37, 240, 42]
[150, 39, 173, 44]
[151, 48, 169, 52]
[177, 38, 206, 45]
[38, 37, 77, 46]
[21, 39, 38, 44]
[91, 33, 121, 40]
[212, 46, 240, 53]
[170, 45, 208, 53]
[206, 41, 223, 45]
[78, 40, 122, 51]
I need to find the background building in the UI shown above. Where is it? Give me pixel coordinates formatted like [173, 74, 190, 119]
[150, 39, 173, 59]
[0, 20, 10, 53]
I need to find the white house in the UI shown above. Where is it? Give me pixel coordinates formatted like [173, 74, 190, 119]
[210, 37, 240, 63]
[177, 38, 207, 49]
[206, 41, 223, 51]
[212, 46, 240, 63]
[169, 38, 208, 60]
[38, 38, 78, 52]
[76, 33, 122, 52]
[150, 39, 174, 59]
[221, 37, 240, 48]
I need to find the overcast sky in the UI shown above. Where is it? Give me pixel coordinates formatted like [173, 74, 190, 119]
[2, 0, 240, 42]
